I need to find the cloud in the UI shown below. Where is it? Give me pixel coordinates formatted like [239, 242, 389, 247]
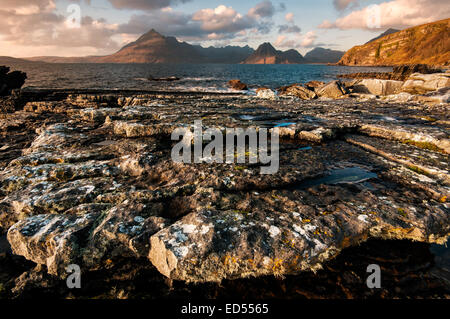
[285, 12, 294, 23]
[0, 1, 279, 55]
[274, 30, 318, 49]
[333, 0, 359, 11]
[278, 12, 301, 34]
[0, 1, 121, 55]
[108, 0, 192, 11]
[321, 0, 450, 30]
[193, 5, 253, 33]
[278, 24, 301, 33]
[318, 20, 335, 29]
[248, 1, 276, 19]
[118, 2, 277, 41]
[300, 31, 318, 47]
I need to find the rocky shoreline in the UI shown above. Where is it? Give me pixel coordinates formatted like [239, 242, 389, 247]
[0, 65, 449, 298]
[228, 64, 450, 106]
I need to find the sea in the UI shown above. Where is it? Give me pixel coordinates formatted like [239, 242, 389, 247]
[2, 61, 392, 92]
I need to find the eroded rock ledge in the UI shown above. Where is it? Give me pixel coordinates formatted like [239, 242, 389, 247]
[0, 90, 448, 287]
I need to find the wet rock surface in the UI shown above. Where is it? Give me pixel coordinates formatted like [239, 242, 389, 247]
[0, 88, 448, 297]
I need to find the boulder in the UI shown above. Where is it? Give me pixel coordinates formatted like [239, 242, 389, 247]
[316, 80, 348, 99]
[352, 79, 403, 96]
[282, 85, 317, 100]
[0, 66, 27, 96]
[305, 81, 325, 90]
[5, 71, 27, 91]
[7, 213, 101, 276]
[256, 88, 277, 100]
[392, 64, 441, 80]
[228, 79, 248, 91]
[402, 73, 450, 94]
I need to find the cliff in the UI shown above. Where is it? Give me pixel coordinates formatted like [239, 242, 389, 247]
[337, 18, 450, 66]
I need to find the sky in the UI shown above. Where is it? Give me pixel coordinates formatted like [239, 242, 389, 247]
[0, 0, 448, 57]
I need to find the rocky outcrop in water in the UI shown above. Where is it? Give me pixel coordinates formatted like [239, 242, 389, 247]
[0, 66, 26, 97]
[228, 79, 248, 91]
[0, 66, 27, 113]
[0, 87, 448, 292]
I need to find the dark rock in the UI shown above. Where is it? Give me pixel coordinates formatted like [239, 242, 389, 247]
[279, 84, 317, 100]
[228, 79, 248, 90]
[339, 64, 442, 82]
[392, 64, 441, 79]
[5, 71, 27, 91]
[0, 66, 27, 100]
[305, 80, 325, 90]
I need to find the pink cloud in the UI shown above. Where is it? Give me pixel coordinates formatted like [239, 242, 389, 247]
[320, 0, 450, 30]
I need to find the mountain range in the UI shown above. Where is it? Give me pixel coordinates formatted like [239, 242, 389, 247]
[338, 18, 450, 66]
[24, 29, 343, 65]
[303, 47, 346, 64]
[240, 42, 306, 64]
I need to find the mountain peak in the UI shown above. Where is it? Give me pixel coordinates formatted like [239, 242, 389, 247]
[242, 43, 304, 64]
[365, 28, 400, 44]
[95, 29, 255, 64]
[136, 29, 165, 42]
[254, 42, 278, 56]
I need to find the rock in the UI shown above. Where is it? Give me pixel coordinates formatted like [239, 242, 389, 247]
[5, 71, 27, 91]
[316, 80, 348, 99]
[352, 79, 404, 96]
[402, 73, 450, 94]
[379, 92, 414, 103]
[148, 76, 180, 82]
[0, 66, 27, 97]
[339, 72, 393, 81]
[148, 193, 448, 282]
[392, 64, 441, 79]
[0, 66, 27, 112]
[339, 64, 442, 81]
[6, 203, 167, 276]
[7, 213, 101, 276]
[305, 81, 325, 90]
[413, 87, 450, 105]
[83, 201, 167, 266]
[349, 93, 378, 101]
[282, 85, 317, 100]
[0, 89, 449, 292]
[228, 79, 248, 91]
[359, 124, 450, 155]
[256, 88, 277, 100]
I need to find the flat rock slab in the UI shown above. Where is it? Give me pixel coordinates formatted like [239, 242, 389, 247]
[0, 92, 448, 284]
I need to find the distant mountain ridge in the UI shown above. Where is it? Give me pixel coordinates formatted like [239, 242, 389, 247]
[26, 30, 255, 64]
[365, 28, 400, 44]
[18, 29, 345, 65]
[338, 18, 450, 66]
[303, 47, 345, 64]
[241, 43, 305, 64]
